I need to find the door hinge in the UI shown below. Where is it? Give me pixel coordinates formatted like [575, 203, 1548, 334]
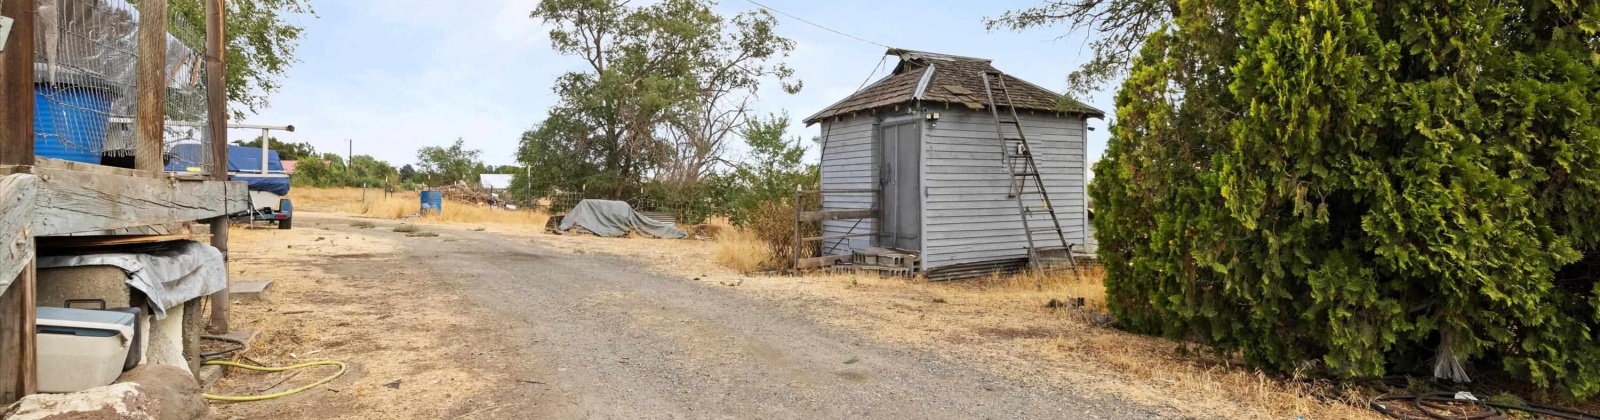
[0, 16, 13, 53]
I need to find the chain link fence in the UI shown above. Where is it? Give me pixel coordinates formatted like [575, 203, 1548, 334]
[32, 0, 214, 172]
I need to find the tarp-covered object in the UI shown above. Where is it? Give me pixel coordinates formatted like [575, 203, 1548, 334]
[556, 200, 688, 239]
[38, 241, 228, 319]
[165, 144, 291, 196]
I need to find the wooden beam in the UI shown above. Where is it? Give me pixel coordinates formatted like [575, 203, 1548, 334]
[797, 209, 877, 222]
[24, 166, 248, 236]
[0, 0, 35, 166]
[0, 0, 38, 402]
[205, 0, 230, 334]
[135, 0, 168, 171]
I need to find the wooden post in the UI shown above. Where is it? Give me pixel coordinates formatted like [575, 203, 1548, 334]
[792, 186, 802, 272]
[0, 0, 37, 404]
[134, 0, 167, 172]
[0, 263, 36, 404]
[204, 0, 230, 334]
[1, 0, 36, 166]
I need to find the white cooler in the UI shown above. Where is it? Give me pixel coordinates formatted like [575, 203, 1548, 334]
[36, 307, 136, 393]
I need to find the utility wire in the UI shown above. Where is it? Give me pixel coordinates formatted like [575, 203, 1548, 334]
[742, 0, 891, 49]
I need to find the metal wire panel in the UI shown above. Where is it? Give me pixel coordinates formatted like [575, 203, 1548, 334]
[32, 0, 212, 172]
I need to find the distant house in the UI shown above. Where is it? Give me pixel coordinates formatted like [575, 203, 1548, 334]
[479, 174, 513, 191]
[803, 48, 1103, 279]
[281, 160, 298, 174]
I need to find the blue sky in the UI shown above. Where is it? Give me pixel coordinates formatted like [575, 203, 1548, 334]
[234, 0, 1116, 173]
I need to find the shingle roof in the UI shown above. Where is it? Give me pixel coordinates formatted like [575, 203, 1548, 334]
[803, 49, 1105, 125]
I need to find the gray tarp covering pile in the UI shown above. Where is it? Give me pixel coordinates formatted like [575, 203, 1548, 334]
[39, 241, 227, 319]
[557, 200, 689, 239]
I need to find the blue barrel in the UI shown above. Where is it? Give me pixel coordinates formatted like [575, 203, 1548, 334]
[34, 81, 114, 164]
[420, 191, 443, 214]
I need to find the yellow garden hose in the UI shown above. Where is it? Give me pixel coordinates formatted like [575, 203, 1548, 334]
[201, 359, 347, 402]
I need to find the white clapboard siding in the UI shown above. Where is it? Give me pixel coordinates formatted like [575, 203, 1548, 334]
[920, 108, 1089, 269]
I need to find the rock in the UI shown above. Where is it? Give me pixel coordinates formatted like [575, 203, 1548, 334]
[3, 383, 150, 420]
[6, 365, 214, 420]
[115, 365, 208, 420]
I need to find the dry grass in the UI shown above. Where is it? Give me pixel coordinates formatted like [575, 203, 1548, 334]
[713, 228, 772, 274]
[292, 187, 550, 227]
[961, 265, 1110, 311]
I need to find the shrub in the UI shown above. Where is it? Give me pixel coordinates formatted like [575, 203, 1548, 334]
[739, 197, 820, 271]
[1093, 0, 1600, 397]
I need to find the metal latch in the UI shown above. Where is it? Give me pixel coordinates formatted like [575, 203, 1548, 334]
[0, 16, 13, 53]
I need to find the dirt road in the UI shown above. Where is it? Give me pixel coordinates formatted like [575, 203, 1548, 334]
[220, 213, 1163, 419]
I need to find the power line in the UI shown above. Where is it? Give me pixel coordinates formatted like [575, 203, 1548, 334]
[742, 0, 891, 49]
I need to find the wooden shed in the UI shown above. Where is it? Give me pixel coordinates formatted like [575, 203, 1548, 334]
[801, 48, 1103, 279]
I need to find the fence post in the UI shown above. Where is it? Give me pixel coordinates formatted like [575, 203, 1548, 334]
[792, 186, 802, 272]
[204, 0, 230, 334]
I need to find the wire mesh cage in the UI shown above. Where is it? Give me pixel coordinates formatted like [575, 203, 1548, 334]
[31, 0, 214, 172]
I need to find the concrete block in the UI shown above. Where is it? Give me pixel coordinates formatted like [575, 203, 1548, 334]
[228, 280, 273, 303]
[37, 265, 131, 309]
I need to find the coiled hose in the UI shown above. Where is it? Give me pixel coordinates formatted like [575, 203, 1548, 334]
[199, 335, 346, 402]
[200, 359, 347, 402]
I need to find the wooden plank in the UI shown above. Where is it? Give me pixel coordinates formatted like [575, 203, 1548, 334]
[0, 261, 36, 404]
[796, 256, 846, 269]
[36, 157, 162, 178]
[135, 0, 169, 171]
[798, 209, 877, 222]
[29, 166, 249, 236]
[801, 232, 878, 242]
[37, 234, 191, 249]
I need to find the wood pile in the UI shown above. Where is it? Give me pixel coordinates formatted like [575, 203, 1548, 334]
[434, 182, 492, 205]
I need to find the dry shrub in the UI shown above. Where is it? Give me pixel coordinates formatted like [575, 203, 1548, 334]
[742, 198, 819, 270]
[714, 228, 771, 274]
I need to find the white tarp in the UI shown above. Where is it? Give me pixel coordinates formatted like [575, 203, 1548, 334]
[38, 241, 227, 319]
[556, 200, 688, 239]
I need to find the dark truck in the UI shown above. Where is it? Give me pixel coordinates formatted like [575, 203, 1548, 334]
[165, 144, 295, 229]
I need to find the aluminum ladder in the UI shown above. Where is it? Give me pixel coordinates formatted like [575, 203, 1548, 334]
[979, 70, 1082, 281]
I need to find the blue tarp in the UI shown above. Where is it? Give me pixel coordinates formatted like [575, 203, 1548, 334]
[165, 144, 291, 196]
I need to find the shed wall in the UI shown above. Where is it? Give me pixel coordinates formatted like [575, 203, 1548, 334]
[818, 115, 878, 256]
[921, 108, 1089, 269]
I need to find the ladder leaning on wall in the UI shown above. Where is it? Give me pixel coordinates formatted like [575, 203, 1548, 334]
[979, 70, 1082, 282]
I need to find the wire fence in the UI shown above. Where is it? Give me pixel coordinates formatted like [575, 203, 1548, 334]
[31, 0, 214, 173]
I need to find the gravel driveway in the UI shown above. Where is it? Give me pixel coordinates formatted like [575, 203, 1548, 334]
[311, 214, 1164, 419]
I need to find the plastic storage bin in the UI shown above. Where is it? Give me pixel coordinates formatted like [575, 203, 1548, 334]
[36, 306, 136, 393]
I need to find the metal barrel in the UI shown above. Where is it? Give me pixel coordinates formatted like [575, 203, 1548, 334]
[420, 191, 443, 214]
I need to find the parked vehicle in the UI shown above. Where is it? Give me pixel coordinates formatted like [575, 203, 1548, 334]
[165, 144, 294, 229]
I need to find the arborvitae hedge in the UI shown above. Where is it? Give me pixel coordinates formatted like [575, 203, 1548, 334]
[1093, 0, 1600, 397]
